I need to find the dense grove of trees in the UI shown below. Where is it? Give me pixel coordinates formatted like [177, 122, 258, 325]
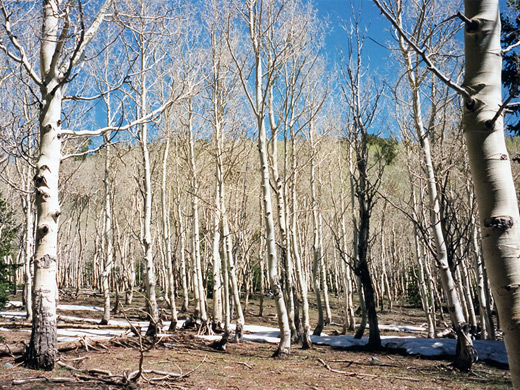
[0, 0, 519, 387]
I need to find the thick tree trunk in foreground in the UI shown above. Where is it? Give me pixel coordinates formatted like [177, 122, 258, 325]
[25, 79, 60, 371]
[24, 1, 63, 369]
[463, 1, 520, 385]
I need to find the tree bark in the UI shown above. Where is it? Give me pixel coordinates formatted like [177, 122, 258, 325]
[24, 1, 64, 369]
[162, 136, 178, 331]
[463, 0, 520, 384]
[100, 130, 113, 325]
[187, 103, 208, 326]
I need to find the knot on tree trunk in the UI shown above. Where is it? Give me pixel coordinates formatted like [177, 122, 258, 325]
[34, 255, 56, 269]
[484, 216, 514, 231]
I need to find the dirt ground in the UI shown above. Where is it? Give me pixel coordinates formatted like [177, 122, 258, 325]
[0, 293, 512, 389]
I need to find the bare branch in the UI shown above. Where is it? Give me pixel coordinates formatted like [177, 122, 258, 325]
[487, 89, 518, 129]
[59, 98, 175, 137]
[502, 40, 520, 54]
[61, 142, 107, 161]
[372, 0, 473, 103]
[0, 1, 42, 85]
[72, 0, 113, 67]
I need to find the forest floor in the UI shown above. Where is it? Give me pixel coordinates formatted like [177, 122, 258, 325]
[0, 291, 512, 389]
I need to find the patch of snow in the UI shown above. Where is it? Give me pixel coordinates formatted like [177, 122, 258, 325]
[5, 301, 22, 308]
[0, 305, 508, 367]
[198, 324, 508, 366]
[58, 328, 128, 342]
[0, 311, 26, 319]
[57, 304, 104, 311]
[379, 324, 426, 332]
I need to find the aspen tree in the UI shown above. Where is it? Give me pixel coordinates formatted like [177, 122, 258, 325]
[463, 0, 520, 385]
[227, 0, 292, 356]
[339, 16, 386, 349]
[374, 0, 520, 377]
[0, 0, 113, 369]
[161, 132, 178, 331]
[185, 99, 208, 327]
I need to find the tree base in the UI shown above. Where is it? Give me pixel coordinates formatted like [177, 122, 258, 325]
[210, 332, 229, 352]
[235, 323, 243, 343]
[272, 347, 290, 358]
[453, 329, 477, 372]
[24, 344, 55, 371]
[301, 333, 313, 350]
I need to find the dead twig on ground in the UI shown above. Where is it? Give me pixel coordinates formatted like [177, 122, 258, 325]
[12, 376, 76, 385]
[317, 358, 422, 382]
[57, 359, 187, 386]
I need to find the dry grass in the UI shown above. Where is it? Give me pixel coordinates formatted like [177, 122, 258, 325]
[0, 292, 511, 389]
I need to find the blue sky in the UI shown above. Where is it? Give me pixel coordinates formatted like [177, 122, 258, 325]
[315, 0, 392, 68]
[314, 0, 512, 73]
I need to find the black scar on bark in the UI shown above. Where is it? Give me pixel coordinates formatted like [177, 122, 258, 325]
[35, 255, 56, 269]
[484, 216, 514, 231]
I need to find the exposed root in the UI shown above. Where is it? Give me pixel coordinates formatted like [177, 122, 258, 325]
[210, 332, 229, 352]
[272, 347, 290, 358]
[235, 322, 244, 343]
[301, 331, 313, 350]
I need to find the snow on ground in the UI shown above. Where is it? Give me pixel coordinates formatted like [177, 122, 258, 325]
[5, 301, 104, 311]
[379, 324, 426, 333]
[0, 311, 26, 319]
[312, 334, 508, 365]
[197, 325, 508, 366]
[1, 304, 508, 366]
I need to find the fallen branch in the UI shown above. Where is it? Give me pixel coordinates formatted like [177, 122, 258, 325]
[0, 320, 133, 330]
[317, 358, 422, 382]
[0, 343, 24, 356]
[58, 359, 186, 386]
[0, 337, 115, 357]
[0, 321, 31, 327]
[12, 376, 76, 385]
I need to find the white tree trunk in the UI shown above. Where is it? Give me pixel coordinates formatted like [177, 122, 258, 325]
[394, 22, 475, 367]
[162, 136, 178, 331]
[23, 165, 34, 322]
[463, 1, 520, 385]
[177, 201, 189, 312]
[256, 57, 291, 356]
[222, 212, 245, 340]
[141, 119, 160, 336]
[211, 177, 223, 328]
[100, 131, 113, 325]
[268, 88, 296, 340]
[290, 136, 312, 348]
[135, 45, 161, 335]
[187, 106, 207, 325]
[25, 1, 63, 369]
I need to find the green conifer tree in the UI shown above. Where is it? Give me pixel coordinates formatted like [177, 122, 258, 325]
[502, 0, 520, 133]
[0, 192, 20, 309]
